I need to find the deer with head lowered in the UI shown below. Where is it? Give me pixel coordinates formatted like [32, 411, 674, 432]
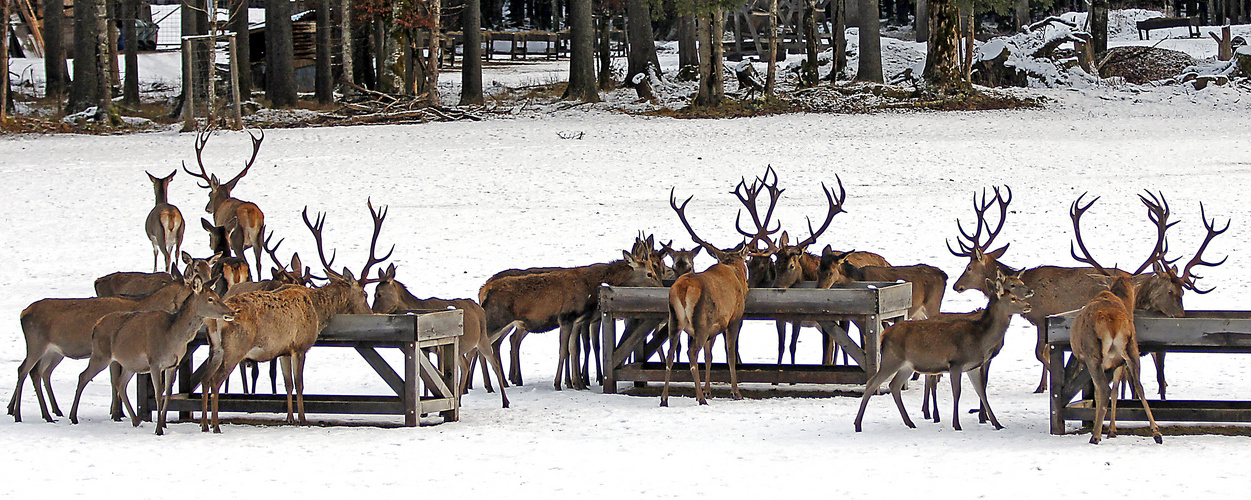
[480, 239, 662, 391]
[948, 186, 1225, 398]
[144, 170, 185, 274]
[197, 204, 383, 433]
[182, 125, 266, 276]
[1067, 192, 1183, 444]
[68, 275, 236, 435]
[853, 268, 1033, 432]
[659, 240, 701, 279]
[373, 264, 509, 408]
[9, 274, 194, 422]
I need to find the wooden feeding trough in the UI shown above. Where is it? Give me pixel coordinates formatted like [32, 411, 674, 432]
[599, 281, 912, 393]
[1046, 310, 1251, 434]
[136, 310, 464, 427]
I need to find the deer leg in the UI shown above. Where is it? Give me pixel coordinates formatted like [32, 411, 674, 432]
[949, 369, 964, 431]
[293, 352, 307, 425]
[1108, 367, 1124, 439]
[1086, 361, 1111, 445]
[151, 368, 165, 435]
[726, 321, 743, 400]
[28, 356, 54, 423]
[972, 360, 992, 422]
[775, 320, 786, 366]
[854, 355, 904, 432]
[113, 369, 139, 427]
[889, 369, 916, 429]
[660, 317, 681, 407]
[967, 367, 1003, 430]
[109, 362, 124, 421]
[1125, 355, 1163, 444]
[1151, 351, 1167, 400]
[41, 355, 65, 417]
[509, 328, 528, 386]
[152, 242, 161, 273]
[481, 341, 511, 408]
[249, 360, 260, 394]
[591, 318, 603, 386]
[554, 321, 572, 391]
[704, 335, 717, 396]
[237, 360, 250, 395]
[279, 356, 295, 424]
[1034, 322, 1049, 393]
[69, 354, 113, 425]
[788, 322, 801, 366]
[688, 334, 706, 405]
[921, 375, 935, 421]
[464, 352, 479, 391]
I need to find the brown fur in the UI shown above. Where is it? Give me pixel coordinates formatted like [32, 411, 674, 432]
[94, 271, 174, 299]
[144, 171, 185, 274]
[661, 245, 750, 406]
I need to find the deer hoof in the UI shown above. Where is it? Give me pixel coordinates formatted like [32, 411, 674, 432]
[1153, 434, 1163, 444]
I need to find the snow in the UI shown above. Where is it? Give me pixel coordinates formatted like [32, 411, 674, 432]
[6, 10, 1251, 498]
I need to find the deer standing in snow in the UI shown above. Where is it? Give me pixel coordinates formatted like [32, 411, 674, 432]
[144, 170, 185, 274]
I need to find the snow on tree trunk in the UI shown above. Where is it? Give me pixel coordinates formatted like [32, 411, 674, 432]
[1014, 0, 1029, 32]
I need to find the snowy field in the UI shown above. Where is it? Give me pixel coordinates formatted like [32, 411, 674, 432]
[6, 12, 1251, 499]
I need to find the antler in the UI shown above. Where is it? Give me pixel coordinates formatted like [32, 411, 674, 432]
[181, 124, 217, 189]
[947, 186, 1011, 258]
[1179, 202, 1230, 293]
[671, 188, 720, 255]
[1069, 192, 1113, 276]
[260, 226, 288, 274]
[732, 166, 784, 253]
[222, 128, 264, 190]
[1136, 190, 1177, 275]
[359, 198, 395, 282]
[792, 175, 847, 249]
[302, 207, 339, 277]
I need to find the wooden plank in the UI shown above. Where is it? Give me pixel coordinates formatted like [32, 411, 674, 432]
[1061, 400, 1251, 423]
[418, 353, 454, 399]
[416, 309, 464, 341]
[1047, 310, 1251, 348]
[600, 282, 912, 317]
[817, 321, 866, 367]
[162, 394, 407, 415]
[602, 311, 618, 393]
[403, 341, 417, 426]
[616, 362, 869, 385]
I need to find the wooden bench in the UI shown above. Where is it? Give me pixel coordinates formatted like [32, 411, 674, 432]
[1046, 310, 1251, 435]
[599, 281, 912, 392]
[1136, 17, 1201, 40]
[136, 310, 464, 427]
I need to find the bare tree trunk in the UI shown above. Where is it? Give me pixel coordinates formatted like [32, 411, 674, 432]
[107, 0, 120, 95]
[765, 0, 778, 95]
[1, 0, 9, 121]
[693, 9, 725, 107]
[915, 0, 928, 41]
[338, 0, 353, 88]
[461, 0, 485, 105]
[625, 0, 660, 99]
[596, 12, 613, 90]
[678, 14, 698, 74]
[923, 0, 967, 94]
[562, 0, 600, 102]
[267, 0, 298, 107]
[1014, 0, 1028, 31]
[1091, 0, 1107, 54]
[44, 0, 68, 101]
[123, 0, 140, 105]
[229, 0, 251, 99]
[855, 0, 883, 82]
[424, 0, 442, 106]
[800, 0, 818, 86]
[826, 0, 846, 80]
[316, 0, 333, 104]
[69, 0, 106, 114]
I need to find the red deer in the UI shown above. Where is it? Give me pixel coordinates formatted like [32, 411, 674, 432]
[1068, 192, 1175, 444]
[9, 275, 193, 422]
[144, 170, 185, 273]
[817, 248, 947, 321]
[659, 241, 702, 279]
[197, 205, 384, 433]
[68, 276, 236, 435]
[480, 245, 661, 391]
[182, 125, 266, 276]
[661, 171, 844, 406]
[94, 271, 175, 300]
[948, 186, 1223, 397]
[853, 269, 1032, 432]
[373, 264, 509, 408]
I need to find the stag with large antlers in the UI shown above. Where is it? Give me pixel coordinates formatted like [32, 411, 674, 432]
[182, 126, 267, 276]
[144, 170, 185, 274]
[948, 186, 1225, 397]
[1067, 192, 1175, 444]
[197, 203, 383, 432]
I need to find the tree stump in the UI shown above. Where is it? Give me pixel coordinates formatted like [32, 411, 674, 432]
[1210, 25, 1233, 61]
[1234, 46, 1251, 77]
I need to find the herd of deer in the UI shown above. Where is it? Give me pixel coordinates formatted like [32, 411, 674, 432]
[5, 136, 1229, 444]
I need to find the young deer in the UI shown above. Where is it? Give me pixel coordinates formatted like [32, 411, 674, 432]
[198, 205, 385, 433]
[144, 170, 185, 274]
[1067, 192, 1180, 445]
[373, 264, 509, 408]
[68, 276, 236, 435]
[182, 126, 266, 275]
[853, 269, 1032, 432]
[9, 276, 193, 422]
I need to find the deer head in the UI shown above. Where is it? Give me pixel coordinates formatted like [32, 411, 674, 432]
[949, 186, 1012, 294]
[147, 170, 176, 205]
[181, 125, 265, 213]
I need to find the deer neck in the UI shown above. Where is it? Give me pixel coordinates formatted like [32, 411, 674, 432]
[974, 294, 1017, 347]
[1109, 277, 1138, 318]
[169, 297, 210, 346]
[138, 283, 190, 313]
[307, 282, 356, 324]
[154, 184, 169, 206]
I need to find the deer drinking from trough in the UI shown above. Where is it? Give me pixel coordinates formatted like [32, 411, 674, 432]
[197, 204, 383, 433]
[948, 186, 1225, 398]
[68, 276, 236, 435]
[182, 125, 267, 276]
[144, 170, 185, 274]
[852, 268, 1033, 432]
[1067, 192, 1180, 444]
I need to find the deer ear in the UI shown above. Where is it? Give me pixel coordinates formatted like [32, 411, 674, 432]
[821, 244, 833, 256]
[190, 275, 204, 294]
[291, 253, 302, 272]
[171, 266, 184, 282]
[986, 245, 1010, 260]
[202, 218, 214, 232]
[385, 263, 396, 280]
[622, 250, 634, 263]
[181, 251, 193, 265]
[147, 171, 158, 182]
[209, 252, 223, 268]
[341, 268, 356, 283]
[692, 246, 702, 257]
[779, 231, 790, 247]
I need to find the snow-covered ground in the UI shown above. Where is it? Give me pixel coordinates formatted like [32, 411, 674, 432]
[6, 10, 1251, 499]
